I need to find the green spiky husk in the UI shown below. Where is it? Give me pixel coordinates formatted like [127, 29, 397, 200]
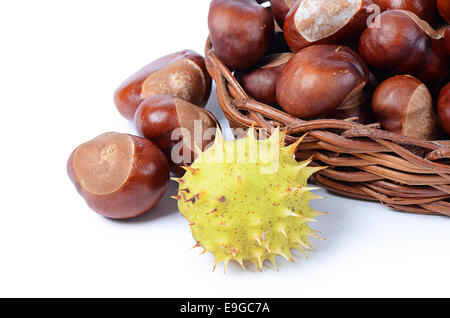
[175, 128, 325, 271]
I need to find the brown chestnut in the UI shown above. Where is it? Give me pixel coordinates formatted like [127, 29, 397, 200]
[445, 26, 450, 55]
[438, 0, 450, 23]
[371, 75, 440, 140]
[267, 31, 292, 54]
[359, 10, 449, 85]
[208, 0, 275, 70]
[114, 50, 211, 120]
[67, 133, 169, 219]
[239, 53, 293, 105]
[276, 45, 369, 119]
[376, 0, 438, 24]
[283, 0, 376, 52]
[134, 95, 218, 175]
[437, 82, 450, 135]
[270, 0, 296, 29]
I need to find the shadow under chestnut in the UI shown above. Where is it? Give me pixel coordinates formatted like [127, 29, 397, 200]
[111, 180, 180, 224]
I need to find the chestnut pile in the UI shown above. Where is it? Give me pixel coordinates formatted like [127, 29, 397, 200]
[209, 0, 450, 137]
[68, 0, 450, 220]
[68, 50, 218, 219]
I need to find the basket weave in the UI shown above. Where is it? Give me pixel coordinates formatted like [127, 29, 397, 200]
[205, 37, 450, 216]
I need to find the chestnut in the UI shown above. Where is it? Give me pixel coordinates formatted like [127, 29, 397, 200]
[67, 133, 169, 219]
[438, 0, 450, 23]
[359, 10, 449, 85]
[283, 0, 376, 52]
[208, 0, 275, 70]
[445, 26, 450, 55]
[114, 50, 211, 120]
[276, 45, 369, 119]
[134, 95, 218, 175]
[270, 0, 296, 29]
[371, 75, 440, 140]
[239, 53, 293, 105]
[437, 82, 450, 135]
[376, 0, 438, 24]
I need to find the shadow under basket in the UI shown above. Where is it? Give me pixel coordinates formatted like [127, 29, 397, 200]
[205, 37, 450, 217]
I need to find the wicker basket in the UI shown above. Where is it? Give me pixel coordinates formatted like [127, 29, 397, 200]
[205, 37, 450, 216]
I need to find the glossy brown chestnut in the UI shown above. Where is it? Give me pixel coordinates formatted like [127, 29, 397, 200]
[114, 50, 211, 120]
[359, 10, 449, 85]
[270, 0, 296, 29]
[67, 133, 169, 219]
[437, 82, 450, 135]
[438, 0, 450, 23]
[445, 26, 450, 55]
[208, 0, 274, 70]
[371, 75, 440, 140]
[239, 53, 293, 105]
[134, 95, 218, 175]
[276, 45, 369, 119]
[376, 0, 438, 24]
[283, 0, 376, 52]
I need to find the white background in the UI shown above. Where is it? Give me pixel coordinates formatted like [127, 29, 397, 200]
[0, 0, 449, 298]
